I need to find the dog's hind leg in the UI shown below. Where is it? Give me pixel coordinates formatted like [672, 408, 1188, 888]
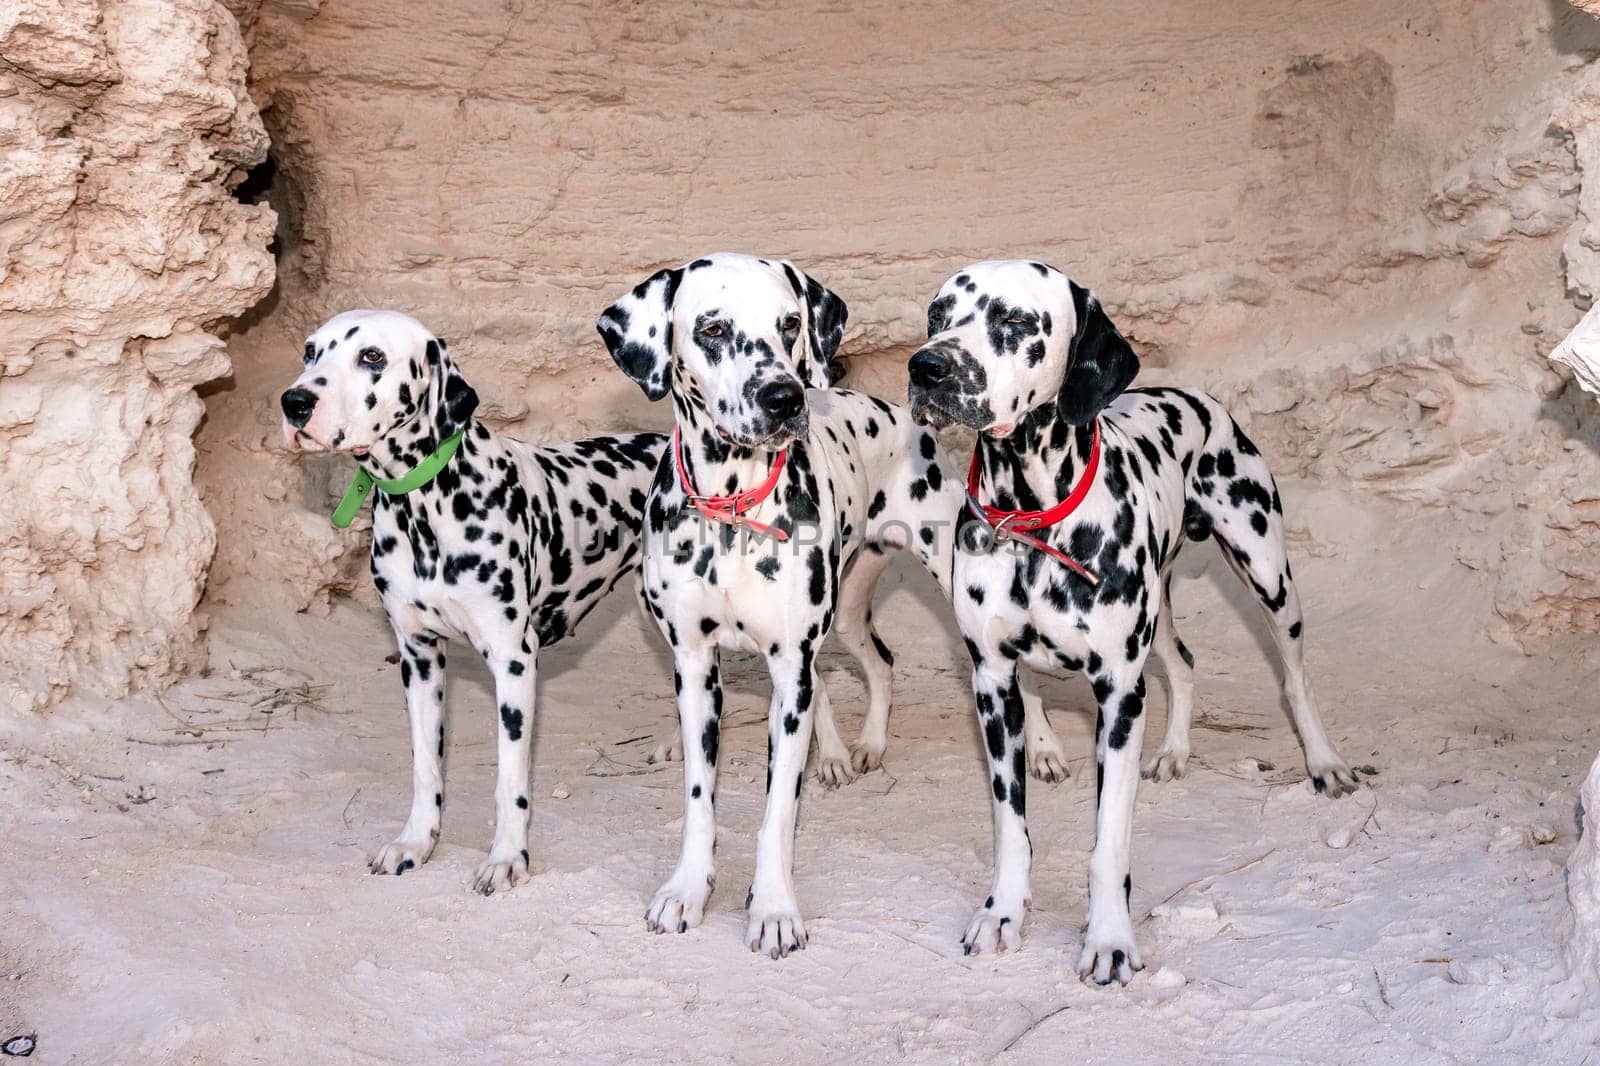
[1021, 669, 1070, 783]
[809, 681, 852, 788]
[1191, 420, 1356, 798]
[1142, 576, 1197, 783]
[633, 579, 681, 765]
[831, 543, 896, 777]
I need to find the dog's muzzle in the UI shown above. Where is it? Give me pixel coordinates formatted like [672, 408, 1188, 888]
[281, 387, 318, 428]
[755, 380, 805, 421]
[908, 347, 954, 391]
[907, 341, 965, 427]
[741, 379, 809, 445]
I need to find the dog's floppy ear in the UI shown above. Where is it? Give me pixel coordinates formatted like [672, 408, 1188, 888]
[1058, 282, 1139, 425]
[597, 266, 682, 401]
[780, 261, 848, 390]
[426, 335, 478, 440]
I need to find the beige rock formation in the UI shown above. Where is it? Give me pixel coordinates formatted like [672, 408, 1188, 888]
[14, 0, 1600, 710]
[1566, 748, 1600, 989]
[203, 0, 1600, 649]
[0, 0, 275, 711]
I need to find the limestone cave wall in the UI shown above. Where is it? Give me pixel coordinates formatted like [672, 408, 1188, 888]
[0, 0, 275, 711]
[204, 0, 1600, 650]
[9, 0, 1600, 711]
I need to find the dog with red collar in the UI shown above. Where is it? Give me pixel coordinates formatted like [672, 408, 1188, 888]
[908, 260, 1358, 985]
[597, 252, 1006, 958]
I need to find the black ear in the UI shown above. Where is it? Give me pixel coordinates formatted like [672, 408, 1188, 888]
[427, 336, 478, 439]
[781, 261, 848, 389]
[1058, 282, 1139, 425]
[596, 267, 681, 401]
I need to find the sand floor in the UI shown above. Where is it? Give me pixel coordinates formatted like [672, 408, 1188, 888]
[4, 496, 1600, 1064]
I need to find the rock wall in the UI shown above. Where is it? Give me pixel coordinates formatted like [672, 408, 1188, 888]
[1567, 751, 1600, 987]
[0, 0, 275, 711]
[201, 1, 1600, 645]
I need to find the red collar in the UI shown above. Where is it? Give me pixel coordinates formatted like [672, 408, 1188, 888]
[966, 419, 1101, 584]
[673, 427, 790, 542]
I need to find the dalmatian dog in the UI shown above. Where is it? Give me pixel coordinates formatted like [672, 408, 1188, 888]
[280, 310, 666, 894]
[597, 252, 997, 957]
[906, 260, 1357, 984]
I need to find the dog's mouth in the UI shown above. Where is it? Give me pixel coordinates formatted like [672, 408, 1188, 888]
[910, 390, 997, 435]
[909, 394, 967, 431]
[283, 424, 370, 458]
[283, 424, 320, 453]
[718, 415, 808, 450]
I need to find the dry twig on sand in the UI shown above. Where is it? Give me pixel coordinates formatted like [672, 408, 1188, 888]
[998, 1004, 1072, 1056]
[1138, 849, 1278, 925]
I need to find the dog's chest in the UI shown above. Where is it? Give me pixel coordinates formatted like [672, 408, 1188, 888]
[646, 454, 856, 646]
[371, 495, 527, 639]
[955, 484, 1160, 671]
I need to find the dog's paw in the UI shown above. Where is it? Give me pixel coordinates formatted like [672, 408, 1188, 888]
[962, 900, 1025, 956]
[646, 871, 713, 934]
[1028, 747, 1070, 784]
[815, 750, 854, 789]
[1307, 751, 1358, 798]
[1077, 923, 1144, 986]
[746, 894, 807, 959]
[1141, 745, 1190, 782]
[647, 734, 681, 765]
[471, 849, 530, 896]
[850, 739, 886, 774]
[369, 836, 434, 877]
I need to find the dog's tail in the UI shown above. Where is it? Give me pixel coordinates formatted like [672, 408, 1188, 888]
[1177, 391, 1302, 637]
[1177, 390, 1354, 795]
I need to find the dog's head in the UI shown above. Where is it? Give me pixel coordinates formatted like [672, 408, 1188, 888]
[906, 261, 1138, 437]
[279, 309, 478, 455]
[597, 253, 847, 448]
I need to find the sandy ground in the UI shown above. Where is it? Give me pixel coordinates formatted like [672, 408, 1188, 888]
[5, 489, 1600, 1064]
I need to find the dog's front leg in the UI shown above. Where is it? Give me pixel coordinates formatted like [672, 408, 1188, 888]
[647, 642, 722, 934]
[471, 642, 536, 895]
[1079, 669, 1149, 985]
[746, 648, 817, 958]
[372, 630, 447, 876]
[963, 654, 1031, 955]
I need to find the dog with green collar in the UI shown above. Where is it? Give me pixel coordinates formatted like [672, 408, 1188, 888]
[281, 309, 667, 894]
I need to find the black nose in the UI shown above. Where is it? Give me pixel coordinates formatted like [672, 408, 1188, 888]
[908, 349, 952, 389]
[756, 380, 805, 420]
[280, 387, 318, 428]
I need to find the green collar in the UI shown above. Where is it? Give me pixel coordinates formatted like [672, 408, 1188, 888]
[330, 429, 465, 529]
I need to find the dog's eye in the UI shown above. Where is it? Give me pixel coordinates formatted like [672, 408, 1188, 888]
[358, 346, 385, 366]
[780, 314, 801, 334]
[699, 324, 724, 339]
[1004, 310, 1028, 325]
[303, 342, 315, 365]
